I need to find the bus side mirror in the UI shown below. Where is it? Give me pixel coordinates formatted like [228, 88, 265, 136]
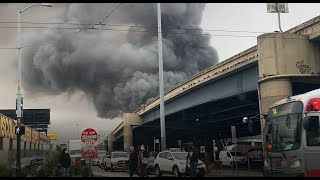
[303, 116, 311, 130]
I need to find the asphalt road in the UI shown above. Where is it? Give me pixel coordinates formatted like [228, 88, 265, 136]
[92, 165, 263, 177]
[92, 165, 173, 177]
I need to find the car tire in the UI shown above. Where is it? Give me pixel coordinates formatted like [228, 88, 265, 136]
[173, 166, 180, 177]
[155, 165, 161, 177]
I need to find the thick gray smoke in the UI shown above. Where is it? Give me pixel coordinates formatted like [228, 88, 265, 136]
[22, 3, 218, 118]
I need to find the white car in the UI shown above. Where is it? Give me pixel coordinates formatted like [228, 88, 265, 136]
[219, 150, 247, 167]
[103, 151, 129, 172]
[154, 150, 206, 177]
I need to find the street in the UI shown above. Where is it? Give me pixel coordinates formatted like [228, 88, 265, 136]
[92, 165, 169, 177]
[91, 165, 263, 177]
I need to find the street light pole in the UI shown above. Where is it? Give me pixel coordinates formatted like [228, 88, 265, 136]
[16, 3, 53, 175]
[276, 3, 283, 33]
[157, 3, 166, 151]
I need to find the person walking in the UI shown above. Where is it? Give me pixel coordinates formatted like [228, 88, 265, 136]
[138, 144, 149, 177]
[189, 145, 199, 177]
[128, 146, 140, 177]
[59, 148, 71, 176]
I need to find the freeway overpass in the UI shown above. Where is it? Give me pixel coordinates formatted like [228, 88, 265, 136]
[108, 15, 320, 153]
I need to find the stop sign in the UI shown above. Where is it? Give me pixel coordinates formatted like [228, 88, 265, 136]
[81, 128, 98, 142]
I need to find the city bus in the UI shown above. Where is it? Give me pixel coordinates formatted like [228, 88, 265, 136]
[263, 88, 320, 177]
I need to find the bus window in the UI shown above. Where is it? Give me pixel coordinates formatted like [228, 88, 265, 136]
[306, 116, 320, 146]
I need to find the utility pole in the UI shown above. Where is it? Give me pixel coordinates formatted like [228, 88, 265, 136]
[153, 137, 156, 152]
[276, 3, 283, 33]
[16, 9, 22, 176]
[266, 3, 288, 33]
[157, 3, 166, 151]
[15, 4, 53, 176]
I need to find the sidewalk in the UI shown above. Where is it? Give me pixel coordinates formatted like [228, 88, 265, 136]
[205, 169, 264, 177]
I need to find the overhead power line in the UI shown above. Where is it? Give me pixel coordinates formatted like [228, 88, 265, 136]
[0, 26, 260, 39]
[6, 3, 124, 50]
[0, 23, 267, 34]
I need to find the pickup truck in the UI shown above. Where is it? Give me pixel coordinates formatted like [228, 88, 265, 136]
[102, 151, 129, 172]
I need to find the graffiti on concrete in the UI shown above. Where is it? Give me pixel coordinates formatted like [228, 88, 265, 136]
[296, 60, 313, 74]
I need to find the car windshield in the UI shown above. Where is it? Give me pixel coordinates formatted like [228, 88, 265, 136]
[265, 101, 302, 152]
[112, 153, 129, 158]
[69, 150, 81, 155]
[230, 152, 243, 156]
[172, 152, 188, 160]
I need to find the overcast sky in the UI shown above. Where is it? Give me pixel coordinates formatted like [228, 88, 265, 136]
[0, 3, 320, 144]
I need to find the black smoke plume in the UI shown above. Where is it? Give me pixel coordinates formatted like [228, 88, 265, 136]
[22, 3, 218, 118]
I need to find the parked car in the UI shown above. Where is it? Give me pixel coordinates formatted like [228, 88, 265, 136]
[93, 150, 106, 166]
[103, 151, 129, 172]
[146, 152, 156, 174]
[154, 149, 206, 177]
[246, 148, 263, 168]
[219, 150, 247, 168]
[12, 156, 45, 170]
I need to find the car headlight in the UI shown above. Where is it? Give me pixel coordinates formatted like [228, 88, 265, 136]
[180, 161, 186, 165]
[290, 160, 301, 169]
[112, 161, 117, 165]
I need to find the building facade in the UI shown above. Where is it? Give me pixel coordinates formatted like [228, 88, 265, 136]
[0, 113, 52, 165]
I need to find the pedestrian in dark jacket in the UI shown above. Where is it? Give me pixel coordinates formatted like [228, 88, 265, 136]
[60, 148, 71, 176]
[190, 145, 199, 177]
[128, 147, 139, 177]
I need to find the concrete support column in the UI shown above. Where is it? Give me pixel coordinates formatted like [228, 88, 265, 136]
[259, 78, 292, 127]
[257, 33, 312, 143]
[123, 113, 142, 152]
[108, 133, 114, 153]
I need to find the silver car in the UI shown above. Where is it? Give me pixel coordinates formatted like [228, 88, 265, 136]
[12, 156, 45, 169]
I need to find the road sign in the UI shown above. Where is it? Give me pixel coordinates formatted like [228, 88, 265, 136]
[81, 128, 98, 159]
[46, 133, 57, 140]
[267, 3, 288, 13]
[231, 126, 237, 144]
[15, 126, 25, 135]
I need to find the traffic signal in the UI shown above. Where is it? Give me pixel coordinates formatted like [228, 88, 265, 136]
[15, 126, 25, 135]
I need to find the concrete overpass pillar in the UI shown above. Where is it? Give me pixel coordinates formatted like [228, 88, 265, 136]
[108, 133, 114, 153]
[123, 113, 142, 152]
[259, 78, 292, 127]
[257, 32, 319, 137]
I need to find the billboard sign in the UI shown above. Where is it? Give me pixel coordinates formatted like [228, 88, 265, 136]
[47, 133, 57, 140]
[81, 128, 98, 159]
